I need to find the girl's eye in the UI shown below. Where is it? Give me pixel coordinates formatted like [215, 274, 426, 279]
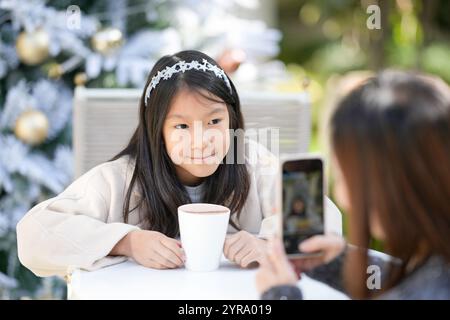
[175, 124, 189, 129]
[209, 119, 221, 125]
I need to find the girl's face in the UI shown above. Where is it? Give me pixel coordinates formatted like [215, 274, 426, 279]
[163, 88, 231, 186]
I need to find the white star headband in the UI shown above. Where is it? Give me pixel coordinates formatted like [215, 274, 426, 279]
[144, 59, 232, 107]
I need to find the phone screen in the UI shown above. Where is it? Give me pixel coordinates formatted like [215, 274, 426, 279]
[282, 158, 324, 255]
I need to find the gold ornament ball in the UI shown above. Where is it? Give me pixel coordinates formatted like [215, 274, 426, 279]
[48, 63, 63, 79]
[16, 29, 50, 65]
[15, 110, 49, 145]
[91, 27, 123, 55]
[74, 72, 88, 86]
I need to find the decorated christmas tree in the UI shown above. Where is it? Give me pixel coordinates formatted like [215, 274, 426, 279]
[0, 0, 281, 299]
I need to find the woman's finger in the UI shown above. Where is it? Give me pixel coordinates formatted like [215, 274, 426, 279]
[255, 268, 272, 294]
[290, 256, 321, 272]
[267, 238, 290, 274]
[258, 255, 276, 274]
[298, 235, 328, 252]
[299, 234, 344, 253]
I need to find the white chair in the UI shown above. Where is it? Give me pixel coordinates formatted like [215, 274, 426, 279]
[73, 86, 310, 177]
[73, 86, 342, 235]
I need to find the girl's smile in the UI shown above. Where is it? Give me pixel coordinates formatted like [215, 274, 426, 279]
[189, 152, 216, 161]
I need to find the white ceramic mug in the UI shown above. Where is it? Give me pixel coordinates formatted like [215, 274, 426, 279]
[178, 203, 230, 272]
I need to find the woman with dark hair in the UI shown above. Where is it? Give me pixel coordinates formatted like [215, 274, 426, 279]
[256, 70, 450, 299]
[16, 50, 280, 277]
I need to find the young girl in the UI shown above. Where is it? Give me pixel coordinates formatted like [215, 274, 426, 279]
[256, 70, 450, 299]
[16, 50, 281, 277]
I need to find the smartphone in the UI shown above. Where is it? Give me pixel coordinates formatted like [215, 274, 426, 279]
[281, 155, 325, 259]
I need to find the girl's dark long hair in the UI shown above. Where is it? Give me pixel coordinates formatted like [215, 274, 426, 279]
[111, 50, 250, 237]
[331, 70, 450, 299]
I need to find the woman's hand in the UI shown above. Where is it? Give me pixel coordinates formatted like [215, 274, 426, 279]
[290, 234, 346, 273]
[111, 230, 186, 269]
[255, 237, 298, 294]
[223, 231, 267, 268]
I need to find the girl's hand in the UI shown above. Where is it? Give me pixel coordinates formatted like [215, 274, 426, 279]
[223, 231, 267, 268]
[255, 237, 298, 294]
[112, 230, 186, 269]
[290, 234, 346, 273]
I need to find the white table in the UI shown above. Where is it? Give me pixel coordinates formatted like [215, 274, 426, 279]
[68, 258, 349, 300]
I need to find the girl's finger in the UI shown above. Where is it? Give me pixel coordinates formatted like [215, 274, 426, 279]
[223, 233, 242, 257]
[161, 237, 185, 263]
[235, 246, 252, 265]
[152, 249, 179, 268]
[147, 259, 166, 270]
[227, 238, 246, 261]
[158, 244, 184, 266]
[241, 250, 259, 268]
